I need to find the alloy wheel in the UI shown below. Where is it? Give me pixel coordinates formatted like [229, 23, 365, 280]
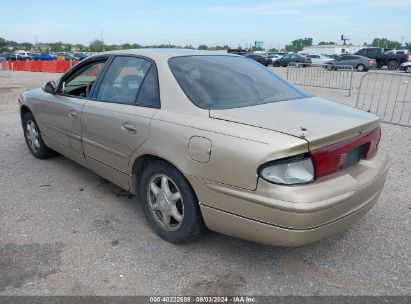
[147, 174, 184, 231]
[26, 120, 40, 152]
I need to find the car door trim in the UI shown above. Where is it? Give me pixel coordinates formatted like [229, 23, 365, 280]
[82, 137, 128, 159]
[84, 152, 129, 176]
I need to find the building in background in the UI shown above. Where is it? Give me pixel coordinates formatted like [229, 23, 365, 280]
[301, 44, 364, 55]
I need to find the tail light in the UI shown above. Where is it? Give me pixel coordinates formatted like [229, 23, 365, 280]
[311, 126, 381, 179]
[403, 53, 409, 61]
[303, 57, 308, 62]
[368, 59, 374, 63]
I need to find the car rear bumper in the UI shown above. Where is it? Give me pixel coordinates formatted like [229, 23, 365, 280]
[200, 190, 380, 247]
[187, 149, 390, 246]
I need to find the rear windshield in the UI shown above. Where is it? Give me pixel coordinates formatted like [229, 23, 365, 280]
[168, 56, 311, 110]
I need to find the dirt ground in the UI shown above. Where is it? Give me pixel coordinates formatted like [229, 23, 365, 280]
[0, 70, 410, 296]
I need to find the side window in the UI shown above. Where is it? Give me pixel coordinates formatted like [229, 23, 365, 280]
[135, 66, 160, 108]
[60, 61, 105, 97]
[96, 56, 151, 105]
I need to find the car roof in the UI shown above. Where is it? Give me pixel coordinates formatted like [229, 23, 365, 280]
[101, 48, 238, 60]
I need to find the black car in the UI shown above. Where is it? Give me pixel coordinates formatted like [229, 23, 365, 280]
[273, 53, 312, 67]
[243, 54, 271, 66]
[355, 47, 409, 70]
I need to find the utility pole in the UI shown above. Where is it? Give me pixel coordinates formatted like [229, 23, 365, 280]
[100, 30, 105, 51]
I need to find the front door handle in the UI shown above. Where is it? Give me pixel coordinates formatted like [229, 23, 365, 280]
[68, 110, 79, 120]
[121, 122, 137, 134]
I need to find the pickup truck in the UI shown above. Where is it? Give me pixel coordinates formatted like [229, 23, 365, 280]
[355, 47, 409, 70]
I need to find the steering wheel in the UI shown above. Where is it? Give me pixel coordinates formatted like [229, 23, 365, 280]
[85, 81, 94, 97]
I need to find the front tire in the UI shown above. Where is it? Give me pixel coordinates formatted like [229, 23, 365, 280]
[406, 66, 411, 73]
[139, 160, 207, 244]
[22, 112, 56, 159]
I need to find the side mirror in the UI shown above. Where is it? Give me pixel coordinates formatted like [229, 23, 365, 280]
[43, 80, 56, 94]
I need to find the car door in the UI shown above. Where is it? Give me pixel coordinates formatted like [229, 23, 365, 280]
[38, 57, 108, 167]
[281, 54, 291, 65]
[81, 55, 160, 190]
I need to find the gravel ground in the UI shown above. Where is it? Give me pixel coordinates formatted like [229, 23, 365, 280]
[0, 71, 410, 296]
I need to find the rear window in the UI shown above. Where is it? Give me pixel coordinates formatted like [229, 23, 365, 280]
[168, 56, 310, 110]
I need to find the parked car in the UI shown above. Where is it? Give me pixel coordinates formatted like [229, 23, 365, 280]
[72, 52, 88, 61]
[267, 54, 282, 64]
[268, 52, 288, 57]
[323, 54, 340, 59]
[15, 51, 32, 58]
[306, 54, 333, 65]
[325, 55, 376, 72]
[32, 52, 56, 61]
[243, 54, 271, 66]
[399, 62, 411, 73]
[273, 53, 312, 67]
[4, 53, 30, 61]
[19, 49, 389, 247]
[355, 47, 408, 70]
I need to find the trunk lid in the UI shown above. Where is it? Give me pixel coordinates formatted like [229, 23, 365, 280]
[209, 97, 380, 150]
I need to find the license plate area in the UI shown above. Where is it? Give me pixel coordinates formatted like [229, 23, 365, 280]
[345, 144, 368, 168]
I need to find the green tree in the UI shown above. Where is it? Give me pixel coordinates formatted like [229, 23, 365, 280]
[371, 38, 401, 49]
[251, 46, 263, 52]
[89, 39, 105, 52]
[197, 44, 208, 50]
[0, 37, 7, 50]
[183, 44, 195, 49]
[285, 37, 313, 52]
[268, 48, 278, 52]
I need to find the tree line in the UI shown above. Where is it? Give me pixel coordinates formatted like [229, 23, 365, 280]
[1, 37, 410, 53]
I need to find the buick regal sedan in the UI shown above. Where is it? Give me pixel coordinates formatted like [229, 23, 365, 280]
[19, 49, 390, 246]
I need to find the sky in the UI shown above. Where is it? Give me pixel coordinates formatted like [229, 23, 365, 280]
[1, 0, 411, 49]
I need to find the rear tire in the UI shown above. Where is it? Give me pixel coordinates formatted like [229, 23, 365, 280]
[387, 60, 399, 70]
[356, 64, 366, 72]
[22, 111, 56, 159]
[273, 61, 280, 67]
[139, 160, 207, 244]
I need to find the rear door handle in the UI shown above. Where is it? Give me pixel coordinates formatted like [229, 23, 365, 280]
[68, 110, 79, 120]
[121, 122, 137, 134]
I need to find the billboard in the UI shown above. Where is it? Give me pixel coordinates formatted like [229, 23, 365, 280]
[255, 40, 264, 47]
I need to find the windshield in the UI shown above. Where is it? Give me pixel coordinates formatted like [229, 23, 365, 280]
[168, 55, 311, 110]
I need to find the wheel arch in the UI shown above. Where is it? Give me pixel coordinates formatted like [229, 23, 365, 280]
[20, 105, 32, 118]
[129, 153, 191, 196]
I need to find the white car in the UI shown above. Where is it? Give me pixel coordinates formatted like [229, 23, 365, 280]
[399, 62, 411, 73]
[306, 54, 333, 65]
[268, 54, 282, 63]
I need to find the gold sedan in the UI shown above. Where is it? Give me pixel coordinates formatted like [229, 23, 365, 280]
[19, 49, 390, 246]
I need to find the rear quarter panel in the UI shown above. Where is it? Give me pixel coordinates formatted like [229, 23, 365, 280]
[128, 110, 309, 191]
